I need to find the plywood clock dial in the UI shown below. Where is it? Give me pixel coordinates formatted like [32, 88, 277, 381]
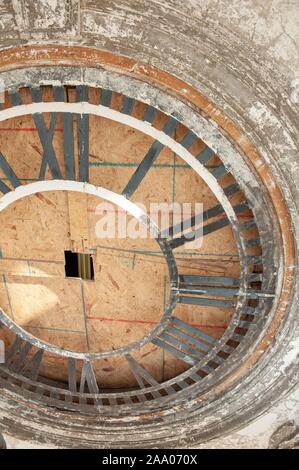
[0, 82, 276, 411]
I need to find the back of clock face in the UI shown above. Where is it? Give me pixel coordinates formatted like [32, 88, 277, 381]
[0, 59, 294, 447]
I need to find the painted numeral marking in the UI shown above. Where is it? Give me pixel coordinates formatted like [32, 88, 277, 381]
[33, 112, 63, 180]
[53, 86, 76, 180]
[6, 337, 43, 380]
[122, 117, 177, 198]
[168, 201, 249, 249]
[152, 317, 215, 366]
[68, 358, 99, 394]
[0, 152, 22, 194]
[76, 86, 90, 182]
[178, 275, 239, 308]
[125, 354, 162, 398]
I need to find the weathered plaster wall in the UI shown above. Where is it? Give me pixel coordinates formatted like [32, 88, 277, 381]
[199, 386, 299, 449]
[1, 1, 298, 76]
[1, 387, 299, 449]
[0, 1, 298, 78]
[0, 0, 298, 448]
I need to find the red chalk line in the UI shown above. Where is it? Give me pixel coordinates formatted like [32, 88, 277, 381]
[0, 128, 63, 131]
[86, 315, 227, 329]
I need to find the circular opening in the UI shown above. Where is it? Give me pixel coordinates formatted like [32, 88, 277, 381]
[0, 181, 177, 360]
[0, 75, 287, 417]
[0, 189, 173, 352]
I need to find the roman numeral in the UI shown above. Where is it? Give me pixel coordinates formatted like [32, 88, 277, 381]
[76, 86, 89, 182]
[165, 187, 241, 239]
[126, 354, 164, 398]
[126, 353, 158, 388]
[0, 86, 90, 184]
[30, 85, 63, 180]
[53, 86, 76, 180]
[152, 317, 215, 366]
[122, 117, 178, 198]
[178, 274, 272, 305]
[6, 337, 44, 380]
[53, 85, 90, 182]
[62, 112, 75, 180]
[126, 354, 177, 397]
[178, 274, 239, 308]
[68, 358, 99, 394]
[0, 151, 22, 194]
[165, 198, 247, 249]
[33, 111, 63, 180]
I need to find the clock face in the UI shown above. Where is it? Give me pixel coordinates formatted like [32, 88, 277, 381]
[0, 82, 277, 411]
